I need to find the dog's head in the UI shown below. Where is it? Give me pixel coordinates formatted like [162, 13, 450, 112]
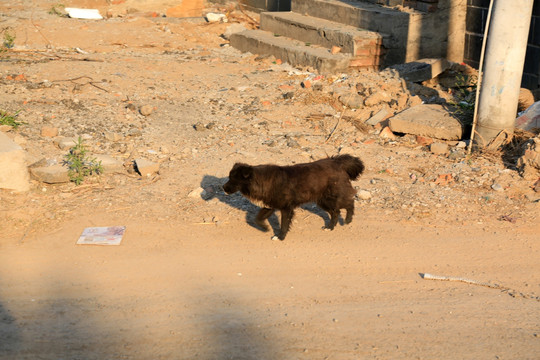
[223, 163, 253, 194]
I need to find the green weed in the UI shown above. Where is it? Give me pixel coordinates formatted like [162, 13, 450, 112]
[449, 74, 478, 126]
[49, 4, 67, 17]
[0, 109, 22, 128]
[1, 27, 15, 52]
[64, 137, 103, 185]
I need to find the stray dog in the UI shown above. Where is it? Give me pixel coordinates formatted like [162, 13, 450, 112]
[223, 154, 364, 240]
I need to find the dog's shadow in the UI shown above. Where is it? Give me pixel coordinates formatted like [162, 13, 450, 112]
[200, 175, 331, 236]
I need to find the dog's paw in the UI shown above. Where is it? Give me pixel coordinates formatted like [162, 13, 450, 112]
[271, 235, 280, 241]
[322, 226, 334, 231]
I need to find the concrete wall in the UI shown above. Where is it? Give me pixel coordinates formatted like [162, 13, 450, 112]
[465, 0, 540, 98]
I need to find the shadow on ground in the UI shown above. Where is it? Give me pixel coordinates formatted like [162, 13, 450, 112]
[200, 175, 334, 238]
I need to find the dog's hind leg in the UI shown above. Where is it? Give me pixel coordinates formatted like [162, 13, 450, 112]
[255, 207, 274, 232]
[274, 208, 294, 241]
[344, 199, 355, 224]
[327, 209, 340, 230]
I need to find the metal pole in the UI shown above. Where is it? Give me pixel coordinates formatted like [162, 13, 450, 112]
[473, 0, 534, 150]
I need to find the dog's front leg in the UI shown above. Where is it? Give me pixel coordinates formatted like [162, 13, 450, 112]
[255, 207, 274, 231]
[274, 208, 294, 241]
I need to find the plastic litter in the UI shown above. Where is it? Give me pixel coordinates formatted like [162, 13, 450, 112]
[516, 101, 540, 131]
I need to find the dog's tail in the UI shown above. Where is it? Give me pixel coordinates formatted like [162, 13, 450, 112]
[333, 154, 365, 180]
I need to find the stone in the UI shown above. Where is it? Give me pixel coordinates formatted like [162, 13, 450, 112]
[365, 105, 390, 126]
[0, 132, 30, 191]
[379, 126, 396, 140]
[134, 158, 159, 177]
[339, 93, 363, 108]
[518, 88, 535, 112]
[491, 183, 504, 192]
[517, 136, 540, 179]
[357, 190, 372, 200]
[54, 137, 78, 150]
[30, 164, 70, 184]
[41, 126, 59, 138]
[388, 104, 463, 140]
[93, 154, 124, 174]
[416, 135, 434, 146]
[223, 24, 247, 40]
[364, 91, 391, 107]
[206, 13, 227, 23]
[430, 142, 449, 155]
[390, 58, 450, 83]
[331, 46, 341, 54]
[139, 105, 153, 116]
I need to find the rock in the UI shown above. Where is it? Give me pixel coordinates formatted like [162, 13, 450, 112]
[0, 132, 30, 191]
[188, 186, 205, 199]
[491, 183, 504, 192]
[104, 131, 122, 142]
[416, 135, 434, 146]
[93, 154, 123, 174]
[223, 23, 247, 40]
[518, 88, 535, 112]
[388, 104, 463, 140]
[331, 46, 341, 54]
[430, 142, 449, 155]
[339, 93, 363, 108]
[41, 126, 59, 138]
[134, 158, 159, 177]
[54, 137, 78, 150]
[390, 58, 450, 83]
[30, 164, 70, 184]
[364, 91, 391, 107]
[206, 13, 227, 23]
[379, 126, 396, 140]
[365, 105, 390, 126]
[357, 190, 372, 200]
[139, 105, 153, 116]
[517, 136, 540, 179]
[301, 80, 312, 89]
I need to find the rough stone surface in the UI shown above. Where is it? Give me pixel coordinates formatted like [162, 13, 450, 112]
[517, 136, 540, 179]
[54, 137, 78, 150]
[93, 154, 124, 174]
[389, 104, 463, 140]
[30, 164, 70, 184]
[135, 158, 160, 177]
[0, 132, 30, 191]
[430, 142, 449, 155]
[390, 58, 451, 83]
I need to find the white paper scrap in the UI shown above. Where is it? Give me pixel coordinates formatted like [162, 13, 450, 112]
[76, 226, 126, 245]
[65, 8, 103, 20]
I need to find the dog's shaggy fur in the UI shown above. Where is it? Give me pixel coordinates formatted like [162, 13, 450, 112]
[223, 154, 365, 240]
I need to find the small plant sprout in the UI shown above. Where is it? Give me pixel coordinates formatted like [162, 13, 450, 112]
[0, 109, 22, 128]
[64, 137, 103, 185]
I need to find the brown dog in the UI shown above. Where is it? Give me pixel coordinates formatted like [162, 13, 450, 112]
[223, 154, 364, 240]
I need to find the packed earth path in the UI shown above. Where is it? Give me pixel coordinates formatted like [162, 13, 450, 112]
[1, 1, 539, 359]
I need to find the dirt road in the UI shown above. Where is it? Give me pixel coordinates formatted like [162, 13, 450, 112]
[1, 1, 539, 359]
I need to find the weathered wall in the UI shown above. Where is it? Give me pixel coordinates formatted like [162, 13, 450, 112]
[465, 0, 540, 98]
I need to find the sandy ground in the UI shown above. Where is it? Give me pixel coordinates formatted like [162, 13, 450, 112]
[1, 1, 539, 359]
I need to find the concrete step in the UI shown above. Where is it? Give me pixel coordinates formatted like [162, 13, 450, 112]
[230, 29, 352, 73]
[260, 11, 386, 58]
[292, 0, 423, 65]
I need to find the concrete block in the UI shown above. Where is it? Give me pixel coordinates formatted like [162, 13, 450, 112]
[93, 154, 124, 174]
[0, 132, 30, 192]
[134, 158, 159, 177]
[390, 58, 450, 83]
[389, 104, 463, 140]
[30, 164, 70, 184]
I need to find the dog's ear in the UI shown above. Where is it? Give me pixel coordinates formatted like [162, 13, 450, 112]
[231, 163, 253, 179]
